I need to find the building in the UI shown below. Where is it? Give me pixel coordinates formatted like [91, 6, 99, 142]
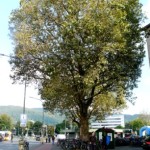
[90, 114, 124, 129]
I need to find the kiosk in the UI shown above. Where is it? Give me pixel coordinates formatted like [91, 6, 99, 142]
[95, 127, 115, 149]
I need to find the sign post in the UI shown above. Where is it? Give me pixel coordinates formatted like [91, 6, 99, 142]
[20, 114, 27, 128]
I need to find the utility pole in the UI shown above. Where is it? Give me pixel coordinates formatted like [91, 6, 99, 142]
[23, 80, 27, 114]
[0, 53, 27, 116]
[0, 53, 28, 148]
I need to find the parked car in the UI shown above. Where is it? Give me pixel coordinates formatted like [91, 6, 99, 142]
[35, 135, 41, 141]
[142, 136, 150, 150]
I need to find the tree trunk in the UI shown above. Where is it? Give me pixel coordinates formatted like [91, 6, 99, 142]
[80, 115, 89, 141]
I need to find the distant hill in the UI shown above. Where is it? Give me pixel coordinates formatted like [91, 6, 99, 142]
[124, 114, 139, 123]
[0, 106, 139, 125]
[0, 105, 64, 125]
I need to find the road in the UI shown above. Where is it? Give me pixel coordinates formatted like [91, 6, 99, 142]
[0, 142, 144, 150]
[0, 136, 144, 150]
[0, 136, 43, 150]
[115, 146, 143, 150]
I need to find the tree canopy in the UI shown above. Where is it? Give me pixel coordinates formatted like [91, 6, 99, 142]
[9, 0, 145, 140]
[32, 121, 42, 135]
[0, 114, 13, 131]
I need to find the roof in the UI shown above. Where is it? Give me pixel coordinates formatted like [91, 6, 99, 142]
[95, 127, 114, 133]
[142, 23, 150, 31]
[89, 128, 97, 133]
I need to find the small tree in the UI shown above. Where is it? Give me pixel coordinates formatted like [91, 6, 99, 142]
[139, 112, 150, 125]
[26, 120, 34, 136]
[0, 114, 13, 131]
[32, 121, 42, 135]
[55, 119, 73, 134]
[125, 118, 146, 135]
[15, 121, 22, 136]
[47, 125, 55, 135]
[115, 125, 124, 129]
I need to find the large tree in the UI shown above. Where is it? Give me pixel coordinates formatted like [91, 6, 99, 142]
[9, 0, 145, 140]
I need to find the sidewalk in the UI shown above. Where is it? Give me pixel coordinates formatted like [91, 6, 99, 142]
[31, 143, 62, 150]
[32, 144, 142, 150]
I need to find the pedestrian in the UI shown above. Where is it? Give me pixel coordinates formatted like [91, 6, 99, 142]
[89, 132, 97, 150]
[11, 134, 13, 142]
[45, 136, 48, 143]
[52, 135, 55, 144]
[48, 134, 51, 143]
[102, 133, 107, 150]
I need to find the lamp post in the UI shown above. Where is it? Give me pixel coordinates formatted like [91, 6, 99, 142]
[0, 53, 28, 148]
[0, 53, 27, 114]
[29, 97, 44, 125]
[0, 53, 27, 123]
[23, 80, 27, 114]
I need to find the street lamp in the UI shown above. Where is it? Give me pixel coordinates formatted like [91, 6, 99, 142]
[1, 54, 27, 138]
[23, 80, 27, 114]
[0, 53, 27, 114]
[0, 53, 28, 147]
[29, 97, 44, 125]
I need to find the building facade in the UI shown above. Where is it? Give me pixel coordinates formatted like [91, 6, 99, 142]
[90, 114, 124, 129]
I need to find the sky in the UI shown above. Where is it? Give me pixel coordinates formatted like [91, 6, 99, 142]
[0, 0, 150, 114]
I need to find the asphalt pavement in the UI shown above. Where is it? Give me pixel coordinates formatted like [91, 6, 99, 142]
[0, 136, 144, 150]
[30, 143, 62, 150]
[31, 145, 143, 150]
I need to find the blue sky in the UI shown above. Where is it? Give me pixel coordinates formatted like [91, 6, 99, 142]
[0, 1, 19, 55]
[0, 0, 150, 114]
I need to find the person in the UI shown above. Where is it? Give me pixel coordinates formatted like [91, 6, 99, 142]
[52, 135, 55, 144]
[89, 132, 97, 150]
[48, 134, 51, 143]
[102, 133, 107, 150]
[45, 136, 48, 143]
[11, 134, 13, 142]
